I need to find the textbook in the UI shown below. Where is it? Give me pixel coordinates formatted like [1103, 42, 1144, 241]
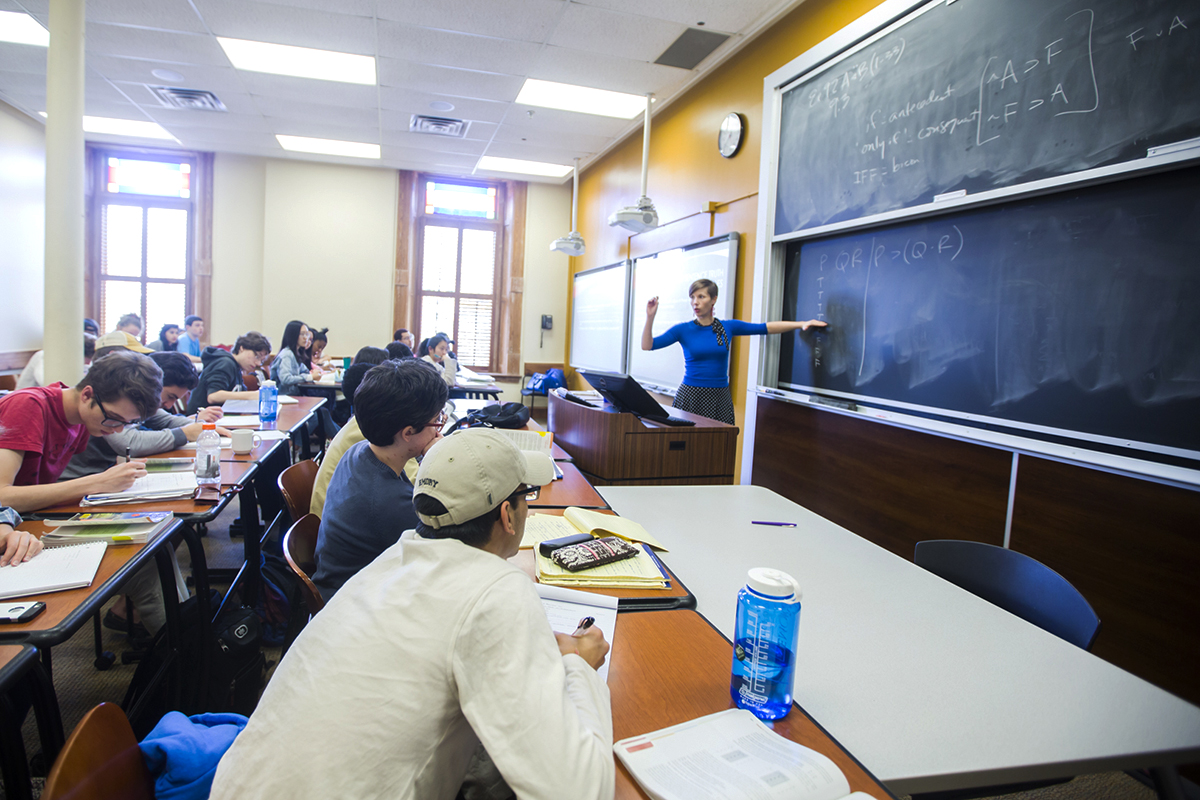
[0, 541, 107, 600]
[493, 428, 554, 455]
[41, 515, 173, 546]
[536, 584, 617, 682]
[44, 512, 171, 527]
[82, 472, 199, 505]
[614, 709, 878, 800]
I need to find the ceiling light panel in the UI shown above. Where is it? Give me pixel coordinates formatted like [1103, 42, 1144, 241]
[83, 116, 176, 139]
[276, 134, 380, 159]
[477, 156, 572, 178]
[0, 11, 49, 47]
[378, 58, 524, 104]
[218, 37, 376, 85]
[515, 79, 646, 119]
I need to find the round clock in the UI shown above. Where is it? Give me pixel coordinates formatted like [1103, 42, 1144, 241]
[718, 112, 745, 158]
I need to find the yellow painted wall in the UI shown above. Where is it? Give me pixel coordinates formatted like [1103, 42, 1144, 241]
[570, 0, 887, 479]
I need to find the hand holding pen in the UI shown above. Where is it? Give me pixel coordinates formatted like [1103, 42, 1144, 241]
[555, 615, 609, 671]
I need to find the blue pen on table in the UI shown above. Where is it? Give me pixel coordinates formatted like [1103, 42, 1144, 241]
[751, 520, 797, 527]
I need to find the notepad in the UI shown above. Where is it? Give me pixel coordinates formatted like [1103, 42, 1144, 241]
[494, 429, 554, 455]
[520, 508, 666, 551]
[536, 584, 618, 682]
[221, 397, 297, 414]
[82, 472, 199, 505]
[215, 415, 262, 427]
[0, 541, 108, 600]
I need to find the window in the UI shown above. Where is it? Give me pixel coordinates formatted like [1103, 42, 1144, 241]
[89, 149, 197, 340]
[415, 179, 503, 370]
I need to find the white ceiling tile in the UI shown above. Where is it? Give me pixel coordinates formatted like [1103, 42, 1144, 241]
[508, 104, 633, 138]
[80, 99, 145, 119]
[481, 140, 581, 166]
[491, 122, 611, 155]
[85, 23, 229, 66]
[0, 44, 47, 76]
[84, 0, 208, 34]
[173, 128, 279, 149]
[573, 0, 776, 34]
[379, 129, 488, 156]
[142, 108, 272, 132]
[379, 111, 498, 142]
[89, 57, 247, 93]
[252, 95, 379, 127]
[530, 44, 687, 96]
[191, 0, 376, 54]
[122, 86, 261, 115]
[267, 118, 380, 144]
[377, 21, 542, 76]
[376, 0, 568, 42]
[238, 70, 379, 108]
[0, 0, 45, 15]
[378, 58, 524, 103]
[381, 144, 479, 169]
[252, 0, 376, 15]
[378, 89, 509, 124]
[549, 4, 685, 62]
[0, 92, 43, 118]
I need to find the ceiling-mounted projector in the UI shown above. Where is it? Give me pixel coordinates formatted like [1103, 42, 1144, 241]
[550, 230, 586, 255]
[609, 198, 658, 233]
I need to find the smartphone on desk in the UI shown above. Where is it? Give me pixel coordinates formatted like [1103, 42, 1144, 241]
[538, 533, 594, 557]
[0, 601, 46, 624]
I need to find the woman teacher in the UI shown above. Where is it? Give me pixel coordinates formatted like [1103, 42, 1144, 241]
[642, 279, 826, 425]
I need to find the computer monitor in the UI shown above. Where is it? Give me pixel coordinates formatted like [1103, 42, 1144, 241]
[578, 370, 671, 420]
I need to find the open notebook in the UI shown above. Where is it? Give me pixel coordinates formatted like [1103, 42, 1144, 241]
[0, 541, 107, 600]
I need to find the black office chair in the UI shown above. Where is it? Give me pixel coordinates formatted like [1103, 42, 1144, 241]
[913, 539, 1100, 650]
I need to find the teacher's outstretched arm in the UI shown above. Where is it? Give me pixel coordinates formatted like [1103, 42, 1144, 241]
[640, 296, 659, 351]
[766, 319, 827, 334]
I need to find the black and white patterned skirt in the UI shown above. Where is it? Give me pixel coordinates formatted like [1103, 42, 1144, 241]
[672, 384, 735, 425]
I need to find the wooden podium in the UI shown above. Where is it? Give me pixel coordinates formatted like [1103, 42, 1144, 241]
[547, 393, 738, 486]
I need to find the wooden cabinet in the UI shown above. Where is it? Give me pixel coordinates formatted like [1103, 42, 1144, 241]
[548, 393, 738, 486]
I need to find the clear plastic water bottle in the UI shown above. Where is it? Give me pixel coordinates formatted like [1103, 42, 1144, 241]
[194, 422, 221, 488]
[258, 379, 278, 422]
[730, 568, 802, 720]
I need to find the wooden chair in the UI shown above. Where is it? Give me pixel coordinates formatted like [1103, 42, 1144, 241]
[41, 703, 155, 800]
[277, 459, 319, 522]
[283, 514, 325, 616]
[914, 540, 1100, 650]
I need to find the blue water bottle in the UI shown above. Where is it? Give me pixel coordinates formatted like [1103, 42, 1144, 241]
[258, 379, 278, 422]
[730, 568, 802, 720]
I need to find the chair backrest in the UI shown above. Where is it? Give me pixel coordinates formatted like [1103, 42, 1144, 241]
[278, 459, 319, 522]
[914, 539, 1101, 650]
[283, 513, 324, 615]
[42, 703, 155, 800]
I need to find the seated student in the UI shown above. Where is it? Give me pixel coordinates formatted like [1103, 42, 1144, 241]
[114, 313, 143, 338]
[416, 337, 430, 359]
[436, 331, 461, 366]
[83, 318, 99, 337]
[211, 428, 611, 800]
[187, 332, 271, 414]
[420, 333, 458, 387]
[178, 315, 205, 362]
[353, 345, 388, 364]
[147, 323, 180, 352]
[62, 352, 227, 479]
[16, 333, 96, 390]
[385, 340, 413, 360]
[393, 328, 415, 351]
[310, 359, 448, 600]
[0, 350, 159, 513]
[0, 505, 42, 567]
[309, 327, 332, 370]
[308, 357, 387, 517]
[270, 320, 322, 395]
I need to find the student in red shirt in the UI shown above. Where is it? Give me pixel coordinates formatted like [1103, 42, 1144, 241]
[0, 350, 163, 513]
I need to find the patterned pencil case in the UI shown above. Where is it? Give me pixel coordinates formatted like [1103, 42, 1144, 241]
[550, 536, 640, 572]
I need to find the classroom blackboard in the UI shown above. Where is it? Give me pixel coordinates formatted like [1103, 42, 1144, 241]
[774, 0, 1200, 235]
[778, 165, 1200, 458]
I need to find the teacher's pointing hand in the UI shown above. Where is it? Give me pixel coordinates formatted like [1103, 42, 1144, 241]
[646, 296, 659, 317]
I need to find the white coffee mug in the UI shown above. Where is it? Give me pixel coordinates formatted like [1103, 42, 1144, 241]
[230, 429, 262, 454]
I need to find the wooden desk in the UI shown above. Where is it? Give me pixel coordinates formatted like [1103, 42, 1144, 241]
[548, 393, 738, 486]
[532, 463, 607, 509]
[155, 435, 286, 463]
[609, 610, 894, 799]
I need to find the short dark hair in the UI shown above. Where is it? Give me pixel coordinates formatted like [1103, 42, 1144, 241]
[414, 488, 527, 548]
[385, 341, 413, 360]
[311, 327, 328, 346]
[341, 362, 373, 408]
[117, 313, 142, 330]
[394, 328, 409, 340]
[689, 278, 718, 299]
[83, 333, 96, 359]
[77, 350, 162, 420]
[354, 359, 448, 447]
[428, 334, 450, 353]
[184, 315, 203, 327]
[234, 332, 271, 355]
[353, 346, 388, 366]
[157, 323, 180, 351]
[149, 351, 198, 391]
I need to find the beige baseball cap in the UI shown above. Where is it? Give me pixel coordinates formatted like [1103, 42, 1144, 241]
[95, 331, 153, 354]
[414, 428, 555, 529]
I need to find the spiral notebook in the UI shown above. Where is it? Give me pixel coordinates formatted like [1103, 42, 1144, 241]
[0, 541, 108, 600]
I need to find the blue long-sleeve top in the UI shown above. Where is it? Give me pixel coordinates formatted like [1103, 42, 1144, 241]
[650, 319, 768, 388]
[270, 348, 308, 395]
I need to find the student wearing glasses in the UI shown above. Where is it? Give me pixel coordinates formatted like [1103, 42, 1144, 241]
[187, 332, 272, 414]
[0, 350, 162, 513]
[311, 358, 448, 601]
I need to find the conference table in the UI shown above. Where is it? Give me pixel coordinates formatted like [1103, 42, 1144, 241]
[599, 485, 1200, 796]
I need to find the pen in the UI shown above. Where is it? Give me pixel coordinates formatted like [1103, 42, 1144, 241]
[125, 446, 131, 465]
[572, 616, 595, 636]
[752, 521, 797, 527]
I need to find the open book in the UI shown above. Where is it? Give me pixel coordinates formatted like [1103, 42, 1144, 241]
[82, 472, 199, 505]
[0, 541, 108, 600]
[615, 709, 878, 800]
[41, 514, 173, 546]
[536, 584, 617, 682]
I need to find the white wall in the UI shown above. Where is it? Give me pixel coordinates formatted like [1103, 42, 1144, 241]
[521, 181, 572, 369]
[0, 100, 45, 356]
[211, 153, 266, 346]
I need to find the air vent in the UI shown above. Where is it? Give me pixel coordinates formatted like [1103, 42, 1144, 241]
[655, 28, 730, 70]
[410, 115, 469, 138]
[146, 85, 227, 112]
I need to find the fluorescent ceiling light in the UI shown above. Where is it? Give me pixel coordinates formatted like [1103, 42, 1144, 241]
[79, 116, 175, 139]
[218, 37, 375, 85]
[516, 79, 648, 119]
[0, 11, 49, 46]
[477, 156, 572, 178]
[276, 134, 380, 159]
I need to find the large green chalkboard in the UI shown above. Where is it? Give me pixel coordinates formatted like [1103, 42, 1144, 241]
[775, 0, 1200, 234]
[778, 166, 1200, 457]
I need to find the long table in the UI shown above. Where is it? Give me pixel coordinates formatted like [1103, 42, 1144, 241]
[599, 485, 1200, 796]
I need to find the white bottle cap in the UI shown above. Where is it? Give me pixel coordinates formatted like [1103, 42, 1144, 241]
[747, 568, 802, 601]
[260, 380, 276, 387]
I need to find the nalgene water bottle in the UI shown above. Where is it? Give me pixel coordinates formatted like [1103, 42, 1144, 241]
[258, 379, 278, 422]
[730, 568, 802, 720]
[194, 422, 222, 488]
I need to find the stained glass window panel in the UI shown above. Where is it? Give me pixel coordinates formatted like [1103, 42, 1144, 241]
[459, 229, 496, 295]
[107, 157, 191, 198]
[102, 205, 143, 277]
[424, 182, 495, 219]
[146, 208, 189, 279]
[422, 226, 459, 292]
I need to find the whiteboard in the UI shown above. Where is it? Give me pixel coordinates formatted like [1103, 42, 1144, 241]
[569, 261, 629, 374]
[626, 234, 739, 394]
